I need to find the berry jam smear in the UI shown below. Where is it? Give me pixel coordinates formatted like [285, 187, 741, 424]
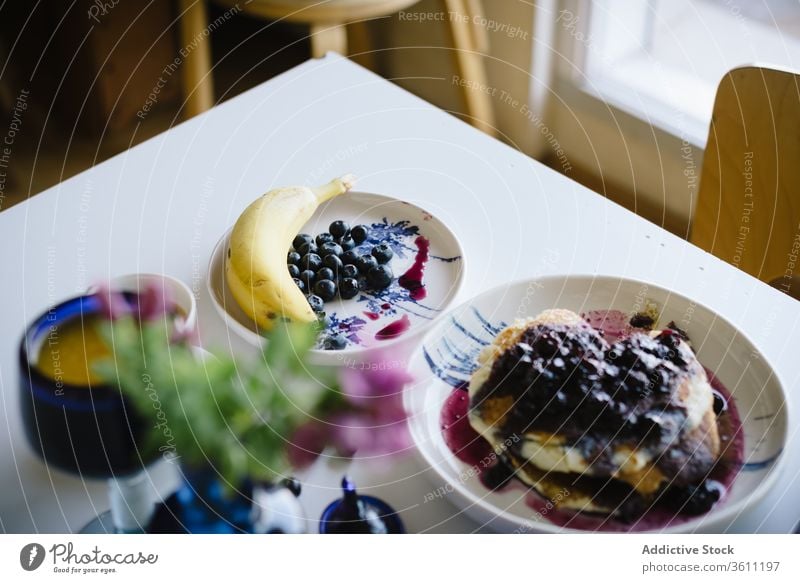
[375, 314, 411, 341]
[398, 236, 430, 301]
[440, 385, 514, 491]
[439, 309, 744, 531]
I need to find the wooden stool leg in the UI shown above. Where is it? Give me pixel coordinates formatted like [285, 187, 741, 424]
[348, 20, 376, 70]
[178, 0, 215, 118]
[442, 0, 496, 136]
[465, 0, 490, 53]
[310, 23, 348, 58]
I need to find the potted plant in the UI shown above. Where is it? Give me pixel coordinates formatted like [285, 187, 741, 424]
[93, 282, 412, 533]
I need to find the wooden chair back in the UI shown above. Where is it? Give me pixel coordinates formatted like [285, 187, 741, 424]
[691, 66, 800, 293]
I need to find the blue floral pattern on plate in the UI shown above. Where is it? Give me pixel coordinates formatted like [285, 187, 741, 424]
[421, 307, 506, 388]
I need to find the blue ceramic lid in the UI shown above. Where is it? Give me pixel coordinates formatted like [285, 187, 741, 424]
[319, 477, 405, 534]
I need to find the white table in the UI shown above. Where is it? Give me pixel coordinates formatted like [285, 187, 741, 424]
[1, 54, 798, 534]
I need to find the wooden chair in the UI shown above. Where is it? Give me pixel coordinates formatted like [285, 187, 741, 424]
[177, 0, 496, 134]
[690, 66, 800, 297]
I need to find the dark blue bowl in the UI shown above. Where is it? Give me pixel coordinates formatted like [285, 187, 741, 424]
[19, 294, 153, 478]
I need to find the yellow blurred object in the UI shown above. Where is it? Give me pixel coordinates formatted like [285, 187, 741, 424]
[36, 315, 109, 387]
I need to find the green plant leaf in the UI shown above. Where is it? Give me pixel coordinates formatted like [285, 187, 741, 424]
[94, 317, 337, 490]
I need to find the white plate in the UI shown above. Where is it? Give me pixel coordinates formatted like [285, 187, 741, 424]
[404, 275, 789, 533]
[207, 191, 465, 365]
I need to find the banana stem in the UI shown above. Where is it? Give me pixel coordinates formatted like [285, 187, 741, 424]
[314, 174, 356, 202]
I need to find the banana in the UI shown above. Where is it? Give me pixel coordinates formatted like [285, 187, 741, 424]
[225, 175, 355, 330]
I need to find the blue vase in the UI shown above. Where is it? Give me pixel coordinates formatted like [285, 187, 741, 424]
[148, 467, 307, 534]
[176, 467, 254, 533]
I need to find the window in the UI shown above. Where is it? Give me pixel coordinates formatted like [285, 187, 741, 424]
[579, 0, 800, 145]
[542, 0, 800, 231]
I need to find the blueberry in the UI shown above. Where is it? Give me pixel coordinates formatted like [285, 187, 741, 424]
[351, 224, 369, 244]
[341, 250, 360, 266]
[287, 251, 301, 265]
[339, 277, 360, 299]
[322, 253, 343, 272]
[301, 253, 322, 271]
[313, 279, 337, 302]
[316, 232, 335, 247]
[337, 236, 356, 252]
[661, 483, 722, 516]
[293, 278, 305, 293]
[357, 254, 379, 273]
[329, 220, 350, 238]
[293, 234, 313, 250]
[300, 269, 315, 288]
[367, 265, 393, 289]
[288, 264, 300, 278]
[341, 264, 359, 280]
[316, 312, 331, 329]
[323, 333, 347, 350]
[371, 243, 393, 264]
[319, 242, 343, 257]
[315, 267, 335, 283]
[712, 391, 728, 416]
[297, 241, 318, 257]
[307, 294, 325, 312]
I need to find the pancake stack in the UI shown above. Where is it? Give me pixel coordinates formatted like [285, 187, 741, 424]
[468, 309, 720, 520]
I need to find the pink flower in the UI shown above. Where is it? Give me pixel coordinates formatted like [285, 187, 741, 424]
[93, 280, 180, 323]
[339, 357, 413, 404]
[94, 283, 131, 320]
[330, 412, 411, 458]
[135, 282, 174, 322]
[332, 354, 414, 457]
[287, 356, 416, 470]
[287, 422, 330, 469]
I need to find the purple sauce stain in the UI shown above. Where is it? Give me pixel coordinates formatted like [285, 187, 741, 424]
[363, 311, 380, 321]
[374, 314, 410, 340]
[398, 236, 430, 301]
[439, 387, 516, 492]
[440, 387, 493, 467]
[704, 367, 745, 481]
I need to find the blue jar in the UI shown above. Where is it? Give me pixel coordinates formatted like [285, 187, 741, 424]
[18, 294, 154, 478]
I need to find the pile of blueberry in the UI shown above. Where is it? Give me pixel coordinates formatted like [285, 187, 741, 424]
[288, 220, 395, 313]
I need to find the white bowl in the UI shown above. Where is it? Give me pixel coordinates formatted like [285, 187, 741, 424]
[207, 191, 465, 365]
[404, 275, 789, 533]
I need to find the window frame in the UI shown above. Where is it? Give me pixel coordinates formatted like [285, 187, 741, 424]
[537, 0, 707, 231]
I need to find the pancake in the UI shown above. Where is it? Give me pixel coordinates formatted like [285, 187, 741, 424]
[468, 309, 720, 520]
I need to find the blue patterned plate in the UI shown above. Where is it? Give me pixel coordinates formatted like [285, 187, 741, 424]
[404, 275, 789, 532]
[207, 191, 464, 364]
